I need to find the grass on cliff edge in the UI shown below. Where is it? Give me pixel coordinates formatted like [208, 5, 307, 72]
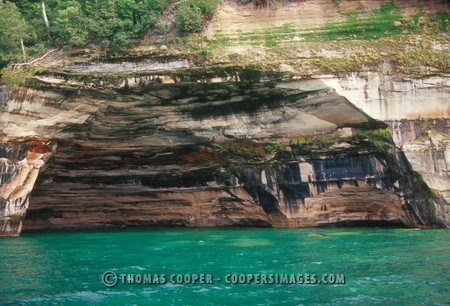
[207, 3, 448, 47]
[4, 2, 449, 87]
[0, 65, 45, 91]
[189, 2, 448, 76]
[287, 127, 394, 155]
[209, 126, 395, 163]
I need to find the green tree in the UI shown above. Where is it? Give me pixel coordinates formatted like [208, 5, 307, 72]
[176, 2, 203, 33]
[1, 0, 171, 61]
[124, 0, 169, 35]
[191, 0, 221, 16]
[175, 0, 221, 34]
[0, 2, 35, 66]
[9, 0, 48, 43]
[53, 1, 88, 48]
[88, 0, 133, 52]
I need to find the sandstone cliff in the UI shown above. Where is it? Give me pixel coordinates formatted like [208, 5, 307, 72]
[0, 0, 449, 235]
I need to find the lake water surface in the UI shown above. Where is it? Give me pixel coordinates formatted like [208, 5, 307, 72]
[0, 228, 448, 305]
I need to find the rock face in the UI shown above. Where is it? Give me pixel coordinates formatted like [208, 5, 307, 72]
[0, 69, 448, 235]
[242, 156, 418, 227]
[25, 186, 271, 231]
[0, 82, 8, 106]
[404, 135, 450, 201]
[387, 120, 450, 204]
[321, 73, 450, 121]
[0, 140, 54, 236]
[0, 1, 449, 235]
[206, 0, 449, 41]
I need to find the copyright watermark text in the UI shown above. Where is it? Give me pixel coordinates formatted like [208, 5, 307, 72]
[102, 271, 345, 287]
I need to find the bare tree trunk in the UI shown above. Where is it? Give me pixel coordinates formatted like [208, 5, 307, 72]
[41, 1, 51, 41]
[20, 38, 26, 60]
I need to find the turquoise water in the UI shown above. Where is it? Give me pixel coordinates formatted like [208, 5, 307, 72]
[0, 228, 449, 305]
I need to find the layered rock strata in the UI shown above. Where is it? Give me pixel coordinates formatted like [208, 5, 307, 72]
[1, 69, 447, 235]
[0, 139, 54, 236]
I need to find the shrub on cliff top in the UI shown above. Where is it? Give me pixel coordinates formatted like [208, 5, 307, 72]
[238, 0, 281, 7]
[176, 2, 203, 33]
[175, 0, 221, 33]
[0, 65, 40, 90]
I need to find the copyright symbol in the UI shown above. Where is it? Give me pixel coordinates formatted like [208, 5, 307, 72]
[102, 271, 118, 287]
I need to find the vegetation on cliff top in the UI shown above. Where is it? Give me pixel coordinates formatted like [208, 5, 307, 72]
[0, 65, 44, 90]
[0, 0, 449, 84]
[0, 0, 227, 70]
[175, 0, 221, 33]
[0, 0, 170, 68]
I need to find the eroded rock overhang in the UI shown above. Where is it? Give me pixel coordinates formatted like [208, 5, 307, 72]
[0, 65, 448, 235]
